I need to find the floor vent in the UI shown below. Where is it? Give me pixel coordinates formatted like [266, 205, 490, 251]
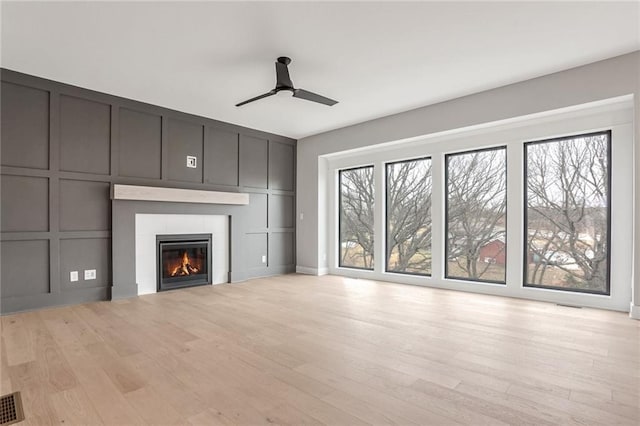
[0, 392, 24, 426]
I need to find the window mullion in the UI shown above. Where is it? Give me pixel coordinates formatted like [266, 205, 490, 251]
[505, 143, 523, 290]
[374, 161, 385, 274]
[431, 152, 446, 281]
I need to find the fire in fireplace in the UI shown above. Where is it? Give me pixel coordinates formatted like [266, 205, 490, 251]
[156, 234, 212, 292]
[167, 250, 201, 277]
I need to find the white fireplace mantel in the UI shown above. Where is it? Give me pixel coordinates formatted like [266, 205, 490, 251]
[112, 184, 249, 205]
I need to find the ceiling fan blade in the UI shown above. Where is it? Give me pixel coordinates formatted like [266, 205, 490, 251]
[293, 88, 338, 106]
[235, 90, 276, 107]
[275, 61, 294, 88]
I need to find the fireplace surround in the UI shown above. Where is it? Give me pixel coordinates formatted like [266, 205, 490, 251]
[156, 234, 212, 292]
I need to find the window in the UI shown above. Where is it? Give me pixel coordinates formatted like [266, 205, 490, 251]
[339, 166, 374, 269]
[385, 158, 432, 275]
[524, 131, 610, 294]
[446, 147, 507, 283]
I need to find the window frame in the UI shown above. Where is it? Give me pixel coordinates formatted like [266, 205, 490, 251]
[444, 145, 508, 285]
[325, 98, 632, 312]
[522, 130, 612, 296]
[338, 165, 375, 271]
[384, 156, 433, 277]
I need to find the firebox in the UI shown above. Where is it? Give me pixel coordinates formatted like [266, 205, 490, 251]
[156, 234, 212, 292]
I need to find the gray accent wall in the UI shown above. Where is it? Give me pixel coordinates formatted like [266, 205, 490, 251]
[0, 69, 296, 314]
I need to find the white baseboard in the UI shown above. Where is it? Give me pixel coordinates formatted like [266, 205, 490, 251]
[630, 303, 640, 320]
[296, 266, 329, 276]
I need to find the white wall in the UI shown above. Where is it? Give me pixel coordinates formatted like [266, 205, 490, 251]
[296, 51, 640, 314]
[325, 101, 633, 311]
[634, 83, 640, 318]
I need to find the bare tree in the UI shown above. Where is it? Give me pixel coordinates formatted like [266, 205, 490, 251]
[526, 134, 608, 291]
[447, 148, 507, 280]
[340, 167, 375, 268]
[386, 159, 432, 274]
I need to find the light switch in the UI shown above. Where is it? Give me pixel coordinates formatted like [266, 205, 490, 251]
[70, 271, 78, 282]
[186, 156, 197, 168]
[84, 269, 96, 280]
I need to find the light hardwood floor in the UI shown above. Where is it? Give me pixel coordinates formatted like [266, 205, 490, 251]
[1, 274, 638, 425]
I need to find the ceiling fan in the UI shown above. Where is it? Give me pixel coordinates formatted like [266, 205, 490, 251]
[236, 57, 338, 107]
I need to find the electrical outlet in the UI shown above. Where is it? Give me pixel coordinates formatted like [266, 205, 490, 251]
[84, 269, 96, 280]
[261, 255, 267, 264]
[186, 156, 197, 168]
[70, 271, 78, 282]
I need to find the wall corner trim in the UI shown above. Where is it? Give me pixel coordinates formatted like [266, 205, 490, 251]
[630, 303, 640, 320]
[112, 184, 249, 205]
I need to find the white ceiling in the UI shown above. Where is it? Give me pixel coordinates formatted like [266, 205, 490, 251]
[2, 2, 638, 139]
